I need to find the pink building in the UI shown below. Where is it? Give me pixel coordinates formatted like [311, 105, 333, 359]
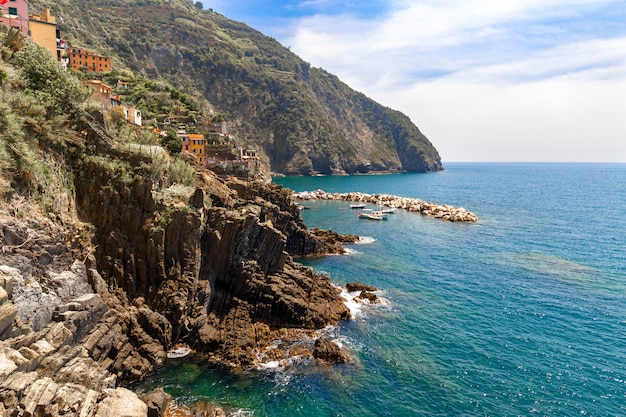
[0, 0, 29, 35]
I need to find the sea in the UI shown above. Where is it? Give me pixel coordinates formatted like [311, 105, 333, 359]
[138, 163, 626, 416]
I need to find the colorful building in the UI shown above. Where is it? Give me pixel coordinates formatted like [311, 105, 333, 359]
[180, 132, 206, 164]
[188, 133, 205, 164]
[0, 0, 29, 34]
[123, 105, 142, 126]
[69, 47, 111, 73]
[28, 9, 56, 57]
[83, 80, 113, 109]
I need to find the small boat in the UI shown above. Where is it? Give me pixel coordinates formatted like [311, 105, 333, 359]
[350, 203, 366, 209]
[358, 211, 388, 220]
[380, 207, 396, 214]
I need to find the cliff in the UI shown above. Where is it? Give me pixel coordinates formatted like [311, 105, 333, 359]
[0, 124, 354, 416]
[0, 42, 354, 416]
[29, 0, 443, 175]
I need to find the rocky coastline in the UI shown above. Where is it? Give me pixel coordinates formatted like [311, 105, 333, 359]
[0, 128, 361, 416]
[293, 190, 479, 222]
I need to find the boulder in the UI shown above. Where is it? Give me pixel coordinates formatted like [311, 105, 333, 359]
[345, 282, 377, 293]
[0, 302, 17, 338]
[95, 387, 148, 417]
[140, 387, 171, 417]
[313, 337, 348, 364]
[357, 291, 379, 304]
[0, 265, 20, 298]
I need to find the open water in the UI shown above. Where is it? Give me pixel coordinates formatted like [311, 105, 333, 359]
[139, 163, 626, 416]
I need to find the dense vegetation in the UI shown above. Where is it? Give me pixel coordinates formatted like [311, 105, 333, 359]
[0, 26, 196, 211]
[28, 0, 442, 174]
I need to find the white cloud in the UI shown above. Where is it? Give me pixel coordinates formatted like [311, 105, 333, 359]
[283, 0, 626, 161]
[376, 77, 626, 162]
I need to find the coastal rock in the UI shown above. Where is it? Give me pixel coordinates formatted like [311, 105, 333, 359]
[313, 337, 349, 364]
[345, 282, 378, 293]
[72, 161, 351, 370]
[139, 388, 171, 417]
[0, 302, 17, 338]
[357, 291, 379, 304]
[95, 387, 148, 417]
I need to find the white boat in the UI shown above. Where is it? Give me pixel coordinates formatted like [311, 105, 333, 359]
[380, 207, 396, 214]
[358, 211, 388, 220]
[350, 203, 366, 209]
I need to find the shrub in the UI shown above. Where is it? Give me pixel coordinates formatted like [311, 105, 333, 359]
[13, 42, 90, 118]
[161, 128, 182, 154]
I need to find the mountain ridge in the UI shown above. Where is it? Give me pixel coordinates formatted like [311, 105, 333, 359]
[31, 0, 443, 175]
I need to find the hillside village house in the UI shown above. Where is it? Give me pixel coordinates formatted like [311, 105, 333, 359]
[83, 80, 113, 108]
[29, 9, 55, 55]
[178, 131, 206, 164]
[83, 80, 142, 126]
[0, 0, 29, 34]
[122, 104, 142, 126]
[69, 47, 111, 73]
[187, 134, 206, 164]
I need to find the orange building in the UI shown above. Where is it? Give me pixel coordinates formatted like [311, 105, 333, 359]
[69, 47, 111, 73]
[188, 134, 205, 164]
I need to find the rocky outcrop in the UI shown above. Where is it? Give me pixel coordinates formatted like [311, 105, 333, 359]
[294, 190, 480, 222]
[71, 159, 352, 370]
[0, 203, 173, 415]
[228, 180, 359, 256]
[312, 337, 349, 364]
[0, 135, 358, 415]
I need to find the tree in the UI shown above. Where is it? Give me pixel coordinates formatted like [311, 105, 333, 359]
[14, 42, 89, 118]
[108, 106, 127, 129]
[195, 2, 203, 9]
[161, 128, 182, 154]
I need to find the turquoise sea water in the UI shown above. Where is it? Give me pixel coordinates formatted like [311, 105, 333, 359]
[139, 163, 626, 416]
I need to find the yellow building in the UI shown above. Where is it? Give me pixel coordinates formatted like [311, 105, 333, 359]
[29, 9, 57, 58]
[188, 134, 205, 164]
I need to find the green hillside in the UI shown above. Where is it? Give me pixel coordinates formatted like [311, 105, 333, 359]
[30, 0, 443, 174]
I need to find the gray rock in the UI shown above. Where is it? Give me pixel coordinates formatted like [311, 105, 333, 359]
[95, 387, 148, 417]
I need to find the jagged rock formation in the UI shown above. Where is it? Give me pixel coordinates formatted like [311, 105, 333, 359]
[0, 125, 355, 414]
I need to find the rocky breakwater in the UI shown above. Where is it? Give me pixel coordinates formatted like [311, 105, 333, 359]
[294, 190, 479, 222]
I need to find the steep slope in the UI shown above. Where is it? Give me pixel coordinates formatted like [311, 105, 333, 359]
[31, 0, 443, 174]
[0, 36, 355, 415]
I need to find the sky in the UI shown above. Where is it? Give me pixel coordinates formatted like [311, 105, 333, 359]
[202, 0, 626, 162]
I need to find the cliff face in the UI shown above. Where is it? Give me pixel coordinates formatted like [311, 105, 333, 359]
[0, 127, 351, 415]
[29, 0, 443, 175]
[72, 142, 351, 367]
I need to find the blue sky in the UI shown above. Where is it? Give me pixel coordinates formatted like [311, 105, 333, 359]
[202, 1, 626, 162]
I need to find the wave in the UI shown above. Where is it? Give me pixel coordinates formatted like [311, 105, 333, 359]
[339, 287, 391, 320]
[342, 247, 361, 255]
[355, 236, 377, 245]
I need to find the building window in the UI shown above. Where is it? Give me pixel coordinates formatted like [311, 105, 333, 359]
[8, 7, 18, 15]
